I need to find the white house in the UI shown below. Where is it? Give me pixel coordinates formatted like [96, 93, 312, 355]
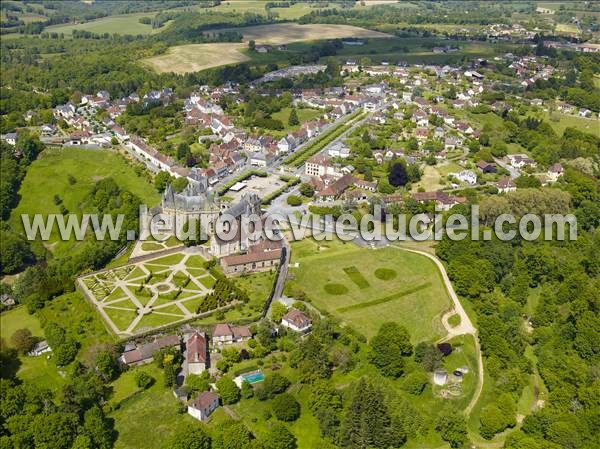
[188, 391, 219, 421]
[281, 309, 312, 333]
[2, 132, 17, 146]
[455, 170, 478, 185]
[28, 341, 52, 357]
[495, 177, 517, 193]
[547, 163, 564, 182]
[328, 141, 350, 159]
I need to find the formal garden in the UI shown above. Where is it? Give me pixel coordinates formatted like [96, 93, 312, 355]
[79, 251, 219, 337]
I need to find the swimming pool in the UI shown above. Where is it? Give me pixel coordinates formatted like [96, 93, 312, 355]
[242, 371, 265, 384]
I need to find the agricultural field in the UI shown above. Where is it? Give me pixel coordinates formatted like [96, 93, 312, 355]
[284, 239, 451, 341]
[79, 251, 218, 337]
[9, 147, 160, 256]
[45, 12, 162, 36]
[143, 23, 392, 74]
[221, 22, 392, 45]
[143, 42, 250, 74]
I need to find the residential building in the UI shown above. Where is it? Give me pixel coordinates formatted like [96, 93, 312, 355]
[188, 391, 220, 421]
[212, 324, 252, 345]
[281, 309, 312, 333]
[187, 331, 209, 375]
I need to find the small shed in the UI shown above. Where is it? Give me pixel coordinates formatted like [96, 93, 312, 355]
[433, 369, 448, 386]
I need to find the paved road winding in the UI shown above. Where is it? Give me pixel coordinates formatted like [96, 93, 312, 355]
[392, 245, 484, 416]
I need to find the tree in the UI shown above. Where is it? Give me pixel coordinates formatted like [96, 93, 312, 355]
[240, 380, 254, 399]
[54, 338, 79, 366]
[165, 423, 211, 449]
[272, 393, 301, 421]
[216, 376, 240, 404]
[402, 371, 429, 395]
[212, 421, 252, 449]
[82, 406, 113, 449]
[172, 176, 189, 193]
[369, 322, 412, 377]
[299, 183, 314, 197]
[248, 40, 256, 51]
[435, 408, 467, 448]
[154, 171, 172, 193]
[515, 175, 542, 189]
[271, 302, 288, 323]
[10, 328, 35, 354]
[44, 322, 66, 349]
[414, 342, 442, 372]
[32, 412, 79, 449]
[0, 231, 34, 275]
[377, 178, 395, 194]
[480, 404, 508, 439]
[134, 371, 154, 389]
[261, 423, 297, 449]
[341, 378, 396, 449]
[286, 195, 302, 207]
[288, 108, 299, 126]
[95, 350, 118, 381]
[388, 162, 409, 187]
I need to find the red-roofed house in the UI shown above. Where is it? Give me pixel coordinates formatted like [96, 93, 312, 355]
[188, 391, 219, 421]
[212, 324, 252, 346]
[281, 309, 312, 333]
[187, 332, 208, 375]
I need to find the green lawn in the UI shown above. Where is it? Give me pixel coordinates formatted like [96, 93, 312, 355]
[111, 379, 198, 449]
[233, 271, 277, 310]
[1, 306, 44, 344]
[530, 111, 600, 138]
[15, 355, 67, 393]
[270, 107, 323, 134]
[285, 241, 450, 341]
[10, 148, 159, 256]
[37, 292, 115, 352]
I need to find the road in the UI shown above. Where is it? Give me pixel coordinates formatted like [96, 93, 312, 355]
[494, 157, 521, 179]
[390, 246, 483, 416]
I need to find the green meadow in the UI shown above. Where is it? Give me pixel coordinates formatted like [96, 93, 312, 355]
[285, 239, 451, 341]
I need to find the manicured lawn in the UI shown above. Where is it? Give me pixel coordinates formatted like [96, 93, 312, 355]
[104, 307, 139, 332]
[448, 313, 461, 327]
[16, 355, 66, 393]
[285, 242, 450, 341]
[271, 107, 323, 133]
[10, 148, 159, 256]
[133, 312, 183, 332]
[184, 255, 207, 269]
[1, 306, 44, 344]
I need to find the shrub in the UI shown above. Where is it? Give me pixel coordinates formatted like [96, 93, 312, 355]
[272, 393, 300, 421]
[402, 371, 429, 395]
[286, 195, 302, 206]
[134, 371, 154, 390]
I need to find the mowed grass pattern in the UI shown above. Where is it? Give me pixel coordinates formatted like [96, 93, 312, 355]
[287, 242, 449, 341]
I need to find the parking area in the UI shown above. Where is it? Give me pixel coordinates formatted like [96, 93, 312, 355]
[228, 174, 286, 203]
